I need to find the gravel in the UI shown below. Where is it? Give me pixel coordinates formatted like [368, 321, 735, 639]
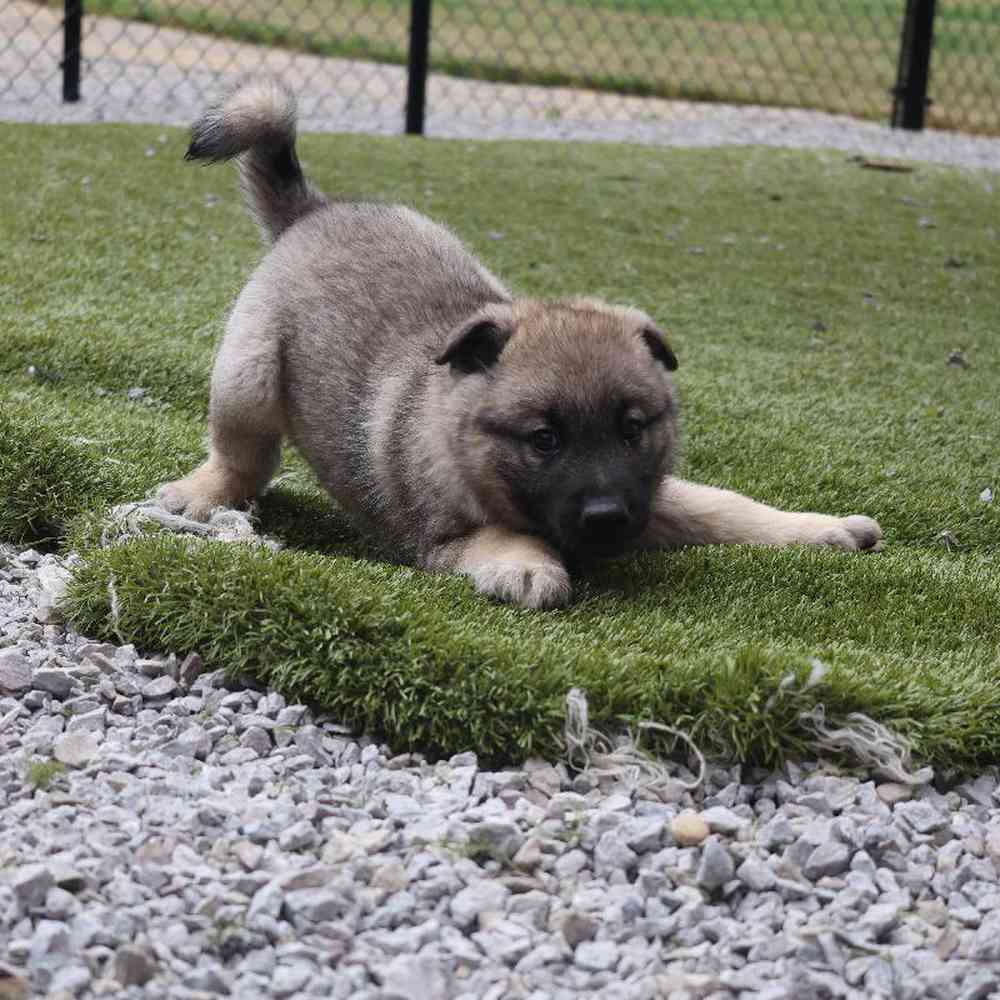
[4, 0, 1000, 172]
[2, 543, 1000, 999]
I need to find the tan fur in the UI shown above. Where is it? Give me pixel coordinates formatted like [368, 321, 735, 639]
[159, 79, 882, 609]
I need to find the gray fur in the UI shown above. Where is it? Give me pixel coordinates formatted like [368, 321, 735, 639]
[160, 79, 882, 609]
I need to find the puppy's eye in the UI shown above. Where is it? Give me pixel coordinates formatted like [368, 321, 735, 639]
[530, 428, 560, 455]
[622, 416, 644, 444]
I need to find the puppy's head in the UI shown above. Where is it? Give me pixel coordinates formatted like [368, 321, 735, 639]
[436, 298, 678, 558]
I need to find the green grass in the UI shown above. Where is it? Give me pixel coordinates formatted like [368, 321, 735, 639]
[26, 759, 67, 790]
[2, 122, 999, 769]
[60, 0, 1000, 133]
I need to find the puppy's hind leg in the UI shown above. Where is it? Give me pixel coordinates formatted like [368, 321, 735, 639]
[159, 312, 285, 521]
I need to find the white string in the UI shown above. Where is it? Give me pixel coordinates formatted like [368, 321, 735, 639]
[563, 687, 706, 796]
[102, 499, 281, 551]
[800, 704, 934, 786]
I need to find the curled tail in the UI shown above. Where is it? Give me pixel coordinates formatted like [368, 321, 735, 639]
[186, 78, 326, 243]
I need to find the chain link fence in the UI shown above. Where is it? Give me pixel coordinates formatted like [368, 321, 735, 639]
[2, 1, 999, 137]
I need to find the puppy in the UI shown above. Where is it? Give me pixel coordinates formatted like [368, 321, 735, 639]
[159, 79, 881, 608]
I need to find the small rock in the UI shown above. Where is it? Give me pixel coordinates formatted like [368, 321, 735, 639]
[271, 963, 312, 998]
[0, 963, 30, 1000]
[671, 811, 710, 847]
[53, 731, 101, 767]
[28, 919, 71, 968]
[177, 651, 205, 688]
[371, 860, 409, 893]
[450, 880, 510, 927]
[142, 675, 178, 699]
[860, 902, 902, 940]
[43, 887, 80, 920]
[803, 841, 851, 881]
[161, 724, 212, 759]
[701, 806, 748, 835]
[737, 855, 776, 892]
[233, 841, 264, 872]
[111, 944, 156, 987]
[696, 837, 735, 891]
[876, 782, 913, 805]
[379, 954, 450, 1000]
[49, 964, 91, 996]
[284, 888, 343, 923]
[0, 650, 31, 693]
[12, 863, 55, 908]
[278, 820, 317, 852]
[895, 800, 948, 834]
[240, 726, 272, 756]
[560, 911, 597, 947]
[512, 837, 544, 872]
[575, 939, 618, 972]
[32, 668, 74, 699]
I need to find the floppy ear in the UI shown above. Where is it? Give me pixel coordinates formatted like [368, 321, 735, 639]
[435, 305, 515, 374]
[641, 325, 678, 371]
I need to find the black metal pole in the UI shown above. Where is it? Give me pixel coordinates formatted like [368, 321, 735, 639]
[891, 0, 936, 130]
[62, 0, 82, 103]
[405, 0, 432, 135]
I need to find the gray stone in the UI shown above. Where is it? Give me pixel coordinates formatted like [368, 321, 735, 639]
[184, 963, 231, 994]
[272, 963, 313, 997]
[450, 879, 510, 927]
[142, 675, 178, 699]
[284, 889, 344, 923]
[161, 723, 212, 759]
[0, 649, 31, 692]
[11, 862, 55, 908]
[111, 944, 156, 987]
[575, 940, 619, 972]
[33, 668, 74, 699]
[876, 782, 913, 805]
[28, 919, 71, 968]
[467, 820, 524, 859]
[737, 855, 776, 892]
[895, 800, 949, 834]
[65, 706, 106, 735]
[701, 806, 749, 835]
[803, 841, 851, 881]
[594, 830, 638, 874]
[53, 731, 101, 767]
[560, 910, 598, 947]
[859, 902, 902, 940]
[380, 954, 450, 1000]
[278, 819, 317, 852]
[696, 837, 735, 891]
[177, 651, 205, 688]
[43, 887, 81, 920]
[240, 725, 272, 756]
[622, 816, 665, 854]
[969, 911, 1000, 961]
[48, 962, 91, 996]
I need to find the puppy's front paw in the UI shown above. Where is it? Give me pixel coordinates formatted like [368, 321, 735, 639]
[157, 467, 235, 522]
[467, 558, 571, 609]
[804, 514, 883, 552]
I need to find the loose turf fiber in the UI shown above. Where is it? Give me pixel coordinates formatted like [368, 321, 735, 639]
[2, 123, 998, 768]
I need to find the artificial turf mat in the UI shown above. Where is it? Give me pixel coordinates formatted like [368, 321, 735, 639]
[2, 122, 998, 768]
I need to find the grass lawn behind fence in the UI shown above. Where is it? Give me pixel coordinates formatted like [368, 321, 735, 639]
[1, 122, 998, 769]
[69, 0, 1000, 133]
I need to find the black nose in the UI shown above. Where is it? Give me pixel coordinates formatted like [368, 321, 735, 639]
[579, 496, 632, 537]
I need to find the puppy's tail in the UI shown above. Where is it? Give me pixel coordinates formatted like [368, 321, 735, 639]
[186, 78, 326, 243]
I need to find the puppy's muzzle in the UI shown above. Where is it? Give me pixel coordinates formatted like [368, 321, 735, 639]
[578, 495, 634, 549]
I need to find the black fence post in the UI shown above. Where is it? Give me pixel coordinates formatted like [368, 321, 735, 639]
[62, 0, 83, 103]
[891, 0, 936, 130]
[405, 0, 432, 135]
